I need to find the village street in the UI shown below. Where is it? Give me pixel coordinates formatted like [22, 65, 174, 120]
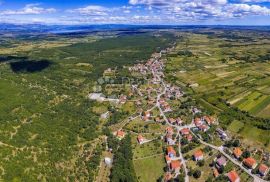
[108, 50, 268, 182]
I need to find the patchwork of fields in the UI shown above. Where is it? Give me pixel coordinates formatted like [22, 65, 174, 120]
[168, 32, 270, 119]
[166, 31, 270, 148]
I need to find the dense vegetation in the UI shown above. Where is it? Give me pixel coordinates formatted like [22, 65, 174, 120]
[110, 134, 137, 182]
[0, 31, 174, 181]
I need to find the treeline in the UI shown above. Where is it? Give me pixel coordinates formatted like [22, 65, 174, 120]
[110, 134, 137, 182]
[201, 95, 270, 130]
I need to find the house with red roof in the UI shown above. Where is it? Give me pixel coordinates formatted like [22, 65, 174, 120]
[115, 130, 125, 140]
[194, 117, 203, 127]
[243, 157, 257, 169]
[166, 127, 174, 134]
[259, 164, 269, 176]
[167, 146, 176, 158]
[170, 160, 181, 172]
[137, 135, 144, 144]
[198, 124, 209, 132]
[168, 118, 176, 124]
[180, 128, 190, 136]
[233, 148, 243, 159]
[227, 170, 240, 182]
[204, 116, 216, 125]
[193, 150, 204, 161]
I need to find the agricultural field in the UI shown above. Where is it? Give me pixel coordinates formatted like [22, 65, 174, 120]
[166, 30, 270, 149]
[168, 33, 270, 119]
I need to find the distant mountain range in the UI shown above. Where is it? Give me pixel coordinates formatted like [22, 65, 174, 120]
[0, 23, 270, 35]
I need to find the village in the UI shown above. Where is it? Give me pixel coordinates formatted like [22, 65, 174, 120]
[90, 48, 270, 182]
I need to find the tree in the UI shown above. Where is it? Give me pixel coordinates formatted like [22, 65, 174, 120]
[177, 174, 185, 182]
[233, 140, 240, 147]
[193, 170, 201, 179]
[242, 151, 251, 158]
[197, 160, 205, 167]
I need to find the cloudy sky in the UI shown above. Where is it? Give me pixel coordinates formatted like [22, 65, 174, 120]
[0, 0, 269, 25]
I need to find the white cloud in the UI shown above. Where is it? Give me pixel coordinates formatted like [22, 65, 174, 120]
[0, 4, 56, 15]
[68, 5, 109, 16]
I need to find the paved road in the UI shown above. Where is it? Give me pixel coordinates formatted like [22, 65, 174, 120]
[191, 131, 267, 182]
[150, 61, 189, 182]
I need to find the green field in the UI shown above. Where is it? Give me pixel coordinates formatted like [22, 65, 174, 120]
[133, 155, 165, 182]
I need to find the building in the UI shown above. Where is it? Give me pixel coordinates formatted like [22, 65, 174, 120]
[227, 170, 240, 182]
[213, 168, 219, 178]
[168, 118, 176, 124]
[104, 157, 113, 167]
[166, 127, 174, 135]
[115, 130, 125, 140]
[170, 160, 181, 172]
[233, 148, 243, 159]
[198, 124, 209, 132]
[186, 134, 193, 142]
[259, 164, 269, 176]
[194, 117, 203, 126]
[142, 111, 151, 121]
[193, 150, 204, 161]
[243, 157, 257, 169]
[180, 128, 190, 136]
[176, 117, 182, 125]
[167, 146, 176, 158]
[119, 95, 127, 104]
[203, 116, 216, 125]
[137, 135, 144, 144]
[155, 117, 162, 123]
[216, 156, 227, 168]
[166, 135, 176, 145]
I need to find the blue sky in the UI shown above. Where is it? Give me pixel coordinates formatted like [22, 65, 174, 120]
[0, 0, 270, 25]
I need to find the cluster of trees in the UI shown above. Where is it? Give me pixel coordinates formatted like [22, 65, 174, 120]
[87, 145, 102, 181]
[106, 109, 129, 126]
[188, 169, 201, 179]
[181, 142, 199, 154]
[110, 134, 137, 182]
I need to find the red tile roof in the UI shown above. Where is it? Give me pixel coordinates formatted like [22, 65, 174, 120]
[167, 146, 176, 155]
[233, 148, 242, 158]
[116, 130, 125, 137]
[243, 157, 257, 168]
[170, 160, 181, 170]
[194, 150, 203, 158]
[227, 170, 239, 182]
[180, 128, 190, 135]
[259, 164, 269, 174]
